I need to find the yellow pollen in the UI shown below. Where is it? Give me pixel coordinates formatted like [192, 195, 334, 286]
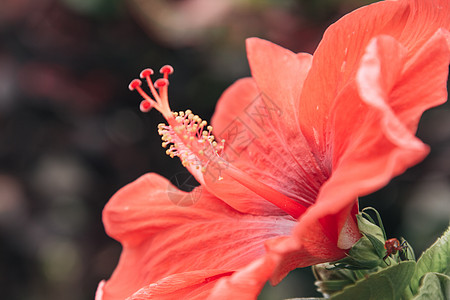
[157, 109, 226, 170]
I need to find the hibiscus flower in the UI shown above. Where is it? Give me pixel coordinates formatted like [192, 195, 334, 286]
[97, 0, 450, 299]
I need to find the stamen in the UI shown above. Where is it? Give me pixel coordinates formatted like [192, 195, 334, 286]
[157, 108, 225, 170]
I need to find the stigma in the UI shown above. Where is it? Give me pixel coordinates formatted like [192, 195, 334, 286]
[128, 65, 174, 119]
[129, 66, 225, 170]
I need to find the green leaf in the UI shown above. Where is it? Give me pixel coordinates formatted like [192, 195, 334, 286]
[412, 272, 450, 300]
[329, 261, 416, 300]
[408, 225, 450, 295]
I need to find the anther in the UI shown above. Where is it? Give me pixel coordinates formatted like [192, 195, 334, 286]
[154, 78, 169, 88]
[129, 79, 142, 91]
[140, 69, 154, 78]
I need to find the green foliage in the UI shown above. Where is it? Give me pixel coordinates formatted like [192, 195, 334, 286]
[408, 226, 450, 295]
[403, 227, 450, 299]
[313, 215, 449, 300]
[412, 273, 450, 300]
[329, 261, 416, 300]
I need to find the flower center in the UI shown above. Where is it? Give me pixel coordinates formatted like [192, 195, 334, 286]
[129, 66, 307, 219]
[158, 110, 225, 170]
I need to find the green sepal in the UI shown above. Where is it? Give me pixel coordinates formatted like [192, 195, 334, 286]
[357, 211, 393, 261]
[407, 225, 450, 295]
[412, 272, 450, 300]
[399, 238, 415, 261]
[329, 235, 383, 270]
[315, 209, 419, 299]
[328, 213, 387, 270]
[313, 263, 361, 296]
[365, 232, 386, 259]
[357, 213, 385, 242]
[315, 279, 354, 296]
[361, 207, 387, 240]
[329, 261, 416, 300]
[313, 263, 356, 296]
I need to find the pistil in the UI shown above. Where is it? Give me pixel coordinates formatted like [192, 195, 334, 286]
[128, 65, 307, 219]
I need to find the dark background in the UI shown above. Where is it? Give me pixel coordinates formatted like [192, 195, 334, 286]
[0, 0, 448, 299]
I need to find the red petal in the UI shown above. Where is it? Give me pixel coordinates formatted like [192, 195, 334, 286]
[297, 0, 450, 157]
[207, 203, 359, 291]
[390, 29, 450, 132]
[126, 270, 233, 300]
[260, 202, 359, 284]
[207, 256, 276, 300]
[99, 173, 295, 300]
[208, 39, 328, 216]
[207, 78, 286, 215]
[258, 29, 449, 284]
[276, 35, 433, 280]
[318, 34, 430, 225]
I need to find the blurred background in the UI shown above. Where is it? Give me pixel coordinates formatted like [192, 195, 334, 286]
[0, 0, 448, 299]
